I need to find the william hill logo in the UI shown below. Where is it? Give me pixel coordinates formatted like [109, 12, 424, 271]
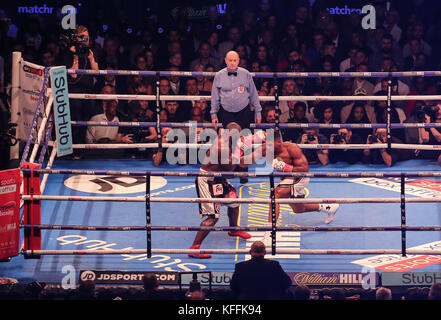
[290, 272, 376, 286]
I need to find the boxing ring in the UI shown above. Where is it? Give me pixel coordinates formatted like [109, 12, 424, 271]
[3, 55, 441, 286]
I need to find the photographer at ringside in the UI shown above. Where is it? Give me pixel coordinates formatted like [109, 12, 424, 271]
[296, 128, 329, 165]
[417, 102, 441, 164]
[362, 128, 409, 167]
[60, 25, 99, 147]
[329, 128, 363, 164]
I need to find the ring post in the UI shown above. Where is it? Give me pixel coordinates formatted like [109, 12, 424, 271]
[22, 162, 42, 259]
[269, 174, 276, 255]
[146, 172, 152, 258]
[401, 173, 406, 257]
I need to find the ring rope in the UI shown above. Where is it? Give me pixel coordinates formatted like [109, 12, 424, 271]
[20, 224, 441, 232]
[66, 69, 441, 78]
[21, 248, 441, 256]
[20, 195, 441, 204]
[20, 168, 441, 178]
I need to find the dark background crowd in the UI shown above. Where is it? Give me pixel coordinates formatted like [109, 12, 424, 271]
[2, 0, 441, 166]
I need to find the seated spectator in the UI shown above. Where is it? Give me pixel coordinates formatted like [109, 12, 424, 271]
[405, 77, 437, 118]
[292, 285, 311, 300]
[262, 105, 276, 124]
[369, 34, 403, 71]
[167, 65, 186, 95]
[183, 106, 211, 145]
[296, 128, 329, 165]
[339, 46, 358, 72]
[280, 101, 309, 143]
[373, 79, 409, 110]
[376, 287, 393, 300]
[99, 36, 128, 70]
[179, 77, 206, 120]
[165, 100, 186, 123]
[190, 41, 220, 71]
[352, 63, 375, 96]
[429, 283, 441, 300]
[136, 274, 172, 300]
[278, 79, 297, 114]
[230, 241, 292, 300]
[362, 128, 408, 167]
[342, 101, 376, 141]
[329, 128, 363, 164]
[94, 85, 128, 120]
[403, 23, 432, 59]
[86, 99, 133, 144]
[128, 83, 155, 122]
[314, 102, 339, 139]
[192, 64, 213, 93]
[158, 78, 174, 109]
[192, 99, 211, 122]
[95, 66, 128, 96]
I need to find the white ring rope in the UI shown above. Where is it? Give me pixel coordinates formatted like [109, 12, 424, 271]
[20, 195, 441, 204]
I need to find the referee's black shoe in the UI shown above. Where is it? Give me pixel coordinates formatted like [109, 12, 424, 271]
[240, 177, 248, 184]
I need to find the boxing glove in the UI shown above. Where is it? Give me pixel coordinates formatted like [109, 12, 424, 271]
[272, 157, 293, 172]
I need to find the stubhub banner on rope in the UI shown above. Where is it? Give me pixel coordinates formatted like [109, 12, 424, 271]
[50, 66, 73, 156]
[0, 169, 21, 259]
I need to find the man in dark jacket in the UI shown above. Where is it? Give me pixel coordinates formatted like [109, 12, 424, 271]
[230, 241, 292, 300]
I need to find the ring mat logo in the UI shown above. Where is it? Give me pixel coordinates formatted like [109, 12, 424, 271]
[64, 175, 167, 194]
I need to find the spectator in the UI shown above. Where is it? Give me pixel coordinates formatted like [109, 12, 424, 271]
[362, 128, 407, 167]
[165, 100, 186, 123]
[152, 109, 172, 167]
[230, 241, 292, 300]
[158, 78, 174, 108]
[262, 106, 276, 124]
[280, 101, 309, 143]
[279, 79, 297, 114]
[190, 41, 220, 71]
[341, 101, 376, 141]
[313, 102, 339, 140]
[218, 26, 243, 62]
[99, 36, 128, 70]
[376, 287, 393, 300]
[418, 104, 441, 165]
[428, 283, 441, 300]
[86, 99, 133, 144]
[403, 22, 432, 59]
[166, 65, 184, 95]
[192, 64, 213, 93]
[352, 63, 375, 97]
[292, 285, 311, 300]
[369, 34, 403, 71]
[329, 128, 364, 164]
[297, 128, 329, 165]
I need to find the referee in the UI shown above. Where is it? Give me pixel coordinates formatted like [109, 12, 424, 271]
[211, 50, 262, 183]
[211, 51, 262, 130]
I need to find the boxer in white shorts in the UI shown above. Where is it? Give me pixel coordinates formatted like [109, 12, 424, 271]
[262, 130, 339, 247]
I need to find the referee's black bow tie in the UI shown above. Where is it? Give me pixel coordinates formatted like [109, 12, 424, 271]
[228, 71, 237, 76]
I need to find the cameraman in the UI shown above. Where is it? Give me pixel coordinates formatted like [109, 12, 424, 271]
[61, 25, 99, 145]
[296, 128, 329, 165]
[362, 128, 406, 167]
[329, 128, 363, 164]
